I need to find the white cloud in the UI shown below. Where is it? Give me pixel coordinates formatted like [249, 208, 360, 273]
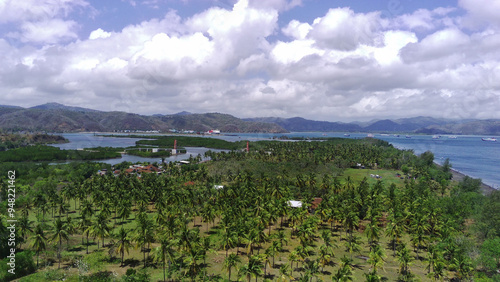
[1, 0, 500, 121]
[15, 19, 78, 44]
[282, 20, 311, 40]
[89, 28, 111, 40]
[0, 0, 90, 44]
[0, 0, 89, 24]
[307, 8, 382, 51]
[271, 39, 323, 64]
[400, 28, 470, 64]
[459, 0, 500, 29]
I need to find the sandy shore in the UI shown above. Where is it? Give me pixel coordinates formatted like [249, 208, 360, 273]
[449, 168, 496, 195]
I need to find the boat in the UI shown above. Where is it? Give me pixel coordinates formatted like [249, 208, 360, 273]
[367, 134, 374, 138]
[432, 135, 440, 139]
[482, 137, 497, 142]
[448, 135, 458, 139]
[344, 134, 350, 137]
[405, 135, 411, 138]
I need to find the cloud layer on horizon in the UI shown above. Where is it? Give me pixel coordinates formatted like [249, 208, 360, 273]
[0, 0, 499, 121]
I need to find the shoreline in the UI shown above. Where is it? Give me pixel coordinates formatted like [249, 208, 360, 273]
[449, 167, 496, 195]
[434, 162, 496, 195]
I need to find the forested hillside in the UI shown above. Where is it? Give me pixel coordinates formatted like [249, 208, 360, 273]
[0, 104, 286, 133]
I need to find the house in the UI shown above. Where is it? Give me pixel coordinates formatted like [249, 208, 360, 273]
[288, 200, 303, 208]
[311, 198, 323, 209]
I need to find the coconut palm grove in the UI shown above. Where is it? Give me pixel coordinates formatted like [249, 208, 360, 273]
[1, 137, 500, 281]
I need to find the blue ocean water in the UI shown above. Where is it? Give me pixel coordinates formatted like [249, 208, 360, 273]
[51, 133, 499, 188]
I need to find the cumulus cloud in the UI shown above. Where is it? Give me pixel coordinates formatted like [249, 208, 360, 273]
[89, 28, 111, 40]
[0, 0, 90, 44]
[0, 0, 500, 121]
[0, 0, 89, 23]
[307, 8, 382, 51]
[459, 0, 500, 29]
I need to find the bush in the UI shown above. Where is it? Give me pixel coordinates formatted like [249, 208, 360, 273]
[0, 251, 36, 281]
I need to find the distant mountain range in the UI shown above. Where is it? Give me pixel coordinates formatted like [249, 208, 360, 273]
[0, 103, 286, 133]
[245, 116, 500, 135]
[0, 103, 499, 135]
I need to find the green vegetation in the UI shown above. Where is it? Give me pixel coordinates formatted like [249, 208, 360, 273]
[126, 148, 173, 158]
[0, 133, 68, 151]
[135, 135, 246, 150]
[0, 138, 499, 281]
[0, 146, 121, 162]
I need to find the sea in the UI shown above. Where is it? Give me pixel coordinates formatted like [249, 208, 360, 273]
[50, 132, 500, 189]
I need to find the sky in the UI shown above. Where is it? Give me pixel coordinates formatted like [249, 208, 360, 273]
[1, 0, 500, 122]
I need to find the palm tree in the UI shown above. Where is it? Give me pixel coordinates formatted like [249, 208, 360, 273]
[410, 213, 430, 260]
[332, 256, 353, 282]
[78, 215, 92, 254]
[266, 241, 280, 268]
[133, 214, 156, 267]
[51, 218, 69, 268]
[345, 235, 362, 260]
[426, 245, 446, 280]
[238, 263, 252, 282]
[449, 253, 474, 281]
[259, 253, 271, 278]
[295, 245, 311, 268]
[367, 243, 385, 273]
[114, 226, 132, 266]
[90, 212, 111, 248]
[183, 246, 204, 279]
[303, 259, 320, 281]
[30, 223, 47, 267]
[152, 234, 177, 282]
[18, 215, 33, 248]
[117, 199, 132, 224]
[274, 229, 288, 249]
[243, 228, 258, 256]
[64, 216, 76, 248]
[223, 253, 241, 281]
[288, 251, 299, 276]
[364, 270, 381, 282]
[81, 199, 94, 220]
[318, 244, 332, 272]
[396, 243, 413, 281]
[385, 212, 403, 256]
[241, 255, 264, 282]
[364, 220, 381, 249]
[277, 264, 293, 281]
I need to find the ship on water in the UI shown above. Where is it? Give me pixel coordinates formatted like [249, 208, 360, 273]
[482, 137, 497, 142]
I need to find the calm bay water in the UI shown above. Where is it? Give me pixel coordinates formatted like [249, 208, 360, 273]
[51, 132, 499, 188]
[50, 133, 226, 165]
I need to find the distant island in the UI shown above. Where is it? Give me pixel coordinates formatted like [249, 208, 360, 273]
[1, 103, 500, 135]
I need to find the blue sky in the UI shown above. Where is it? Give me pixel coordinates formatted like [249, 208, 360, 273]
[0, 0, 499, 122]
